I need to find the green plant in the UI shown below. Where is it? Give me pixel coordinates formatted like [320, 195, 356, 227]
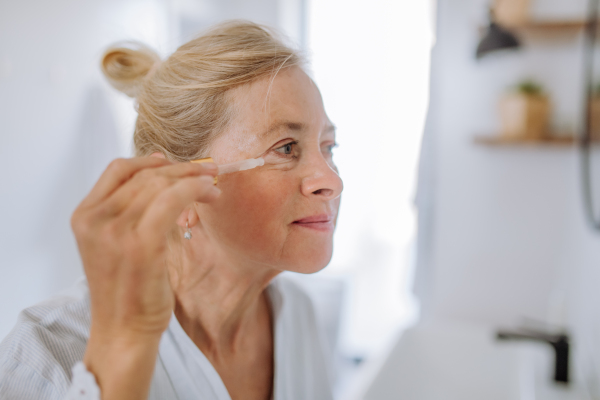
[515, 80, 544, 95]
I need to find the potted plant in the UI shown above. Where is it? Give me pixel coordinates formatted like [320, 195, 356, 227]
[499, 80, 551, 140]
[493, 0, 531, 28]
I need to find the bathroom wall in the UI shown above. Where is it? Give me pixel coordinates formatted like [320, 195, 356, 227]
[414, 0, 600, 390]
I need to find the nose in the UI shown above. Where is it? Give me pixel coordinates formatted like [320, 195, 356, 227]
[300, 156, 343, 200]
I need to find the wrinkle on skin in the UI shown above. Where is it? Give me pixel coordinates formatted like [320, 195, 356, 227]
[167, 66, 342, 387]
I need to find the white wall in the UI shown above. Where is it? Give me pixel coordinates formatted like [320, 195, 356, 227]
[421, 0, 595, 330]
[308, 0, 433, 359]
[357, 0, 600, 397]
[412, 0, 600, 392]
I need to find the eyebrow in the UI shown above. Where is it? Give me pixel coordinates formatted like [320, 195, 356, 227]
[258, 121, 336, 139]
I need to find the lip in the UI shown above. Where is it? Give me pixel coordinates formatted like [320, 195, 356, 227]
[292, 214, 335, 232]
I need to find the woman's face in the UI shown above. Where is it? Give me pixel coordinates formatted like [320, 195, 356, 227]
[196, 66, 342, 274]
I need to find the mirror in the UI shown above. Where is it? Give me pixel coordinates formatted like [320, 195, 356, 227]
[582, 0, 600, 230]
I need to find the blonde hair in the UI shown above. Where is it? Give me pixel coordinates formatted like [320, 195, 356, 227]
[101, 20, 304, 161]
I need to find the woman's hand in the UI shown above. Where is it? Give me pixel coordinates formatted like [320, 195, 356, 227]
[70, 157, 220, 400]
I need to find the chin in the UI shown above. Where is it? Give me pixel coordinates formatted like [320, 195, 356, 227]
[277, 227, 335, 273]
[283, 247, 333, 274]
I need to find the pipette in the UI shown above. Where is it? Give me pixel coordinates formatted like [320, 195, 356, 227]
[191, 157, 265, 176]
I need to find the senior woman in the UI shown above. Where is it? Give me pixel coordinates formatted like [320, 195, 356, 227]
[0, 20, 342, 400]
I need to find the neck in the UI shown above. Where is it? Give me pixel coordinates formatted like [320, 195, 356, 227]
[168, 241, 280, 357]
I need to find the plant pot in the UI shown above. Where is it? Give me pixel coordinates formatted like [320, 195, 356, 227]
[499, 93, 550, 140]
[494, 0, 531, 27]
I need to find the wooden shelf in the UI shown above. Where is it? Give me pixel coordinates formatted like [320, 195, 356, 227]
[474, 135, 576, 146]
[479, 20, 588, 36]
[511, 20, 587, 32]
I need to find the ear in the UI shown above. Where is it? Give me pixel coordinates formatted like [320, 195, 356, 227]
[176, 205, 200, 229]
[155, 152, 199, 229]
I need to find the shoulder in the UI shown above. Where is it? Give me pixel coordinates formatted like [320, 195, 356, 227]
[0, 278, 91, 396]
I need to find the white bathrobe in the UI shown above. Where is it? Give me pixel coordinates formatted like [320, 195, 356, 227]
[0, 274, 335, 400]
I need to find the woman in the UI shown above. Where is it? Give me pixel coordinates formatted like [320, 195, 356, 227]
[0, 20, 342, 400]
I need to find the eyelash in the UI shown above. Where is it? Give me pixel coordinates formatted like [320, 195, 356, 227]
[326, 143, 339, 153]
[273, 141, 299, 158]
[272, 141, 338, 158]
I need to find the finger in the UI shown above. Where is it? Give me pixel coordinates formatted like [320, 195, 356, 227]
[135, 175, 221, 248]
[151, 161, 218, 179]
[81, 157, 172, 208]
[117, 169, 218, 224]
[93, 161, 218, 218]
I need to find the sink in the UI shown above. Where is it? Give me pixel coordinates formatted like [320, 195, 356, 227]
[348, 322, 585, 400]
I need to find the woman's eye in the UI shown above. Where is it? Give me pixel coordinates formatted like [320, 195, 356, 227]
[324, 143, 338, 155]
[274, 141, 297, 155]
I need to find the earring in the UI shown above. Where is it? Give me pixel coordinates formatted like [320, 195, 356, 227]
[184, 221, 192, 240]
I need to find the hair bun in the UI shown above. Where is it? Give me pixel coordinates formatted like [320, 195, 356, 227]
[101, 41, 161, 98]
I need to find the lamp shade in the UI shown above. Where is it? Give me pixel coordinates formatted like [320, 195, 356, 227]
[476, 22, 520, 59]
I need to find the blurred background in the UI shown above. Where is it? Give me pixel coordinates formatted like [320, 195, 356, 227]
[3, 0, 600, 399]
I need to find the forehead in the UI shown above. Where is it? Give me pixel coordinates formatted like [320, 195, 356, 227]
[209, 67, 333, 162]
[227, 66, 331, 134]
[257, 121, 336, 142]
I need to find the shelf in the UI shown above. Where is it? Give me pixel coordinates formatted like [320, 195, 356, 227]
[511, 20, 587, 32]
[479, 20, 588, 37]
[474, 135, 576, 146]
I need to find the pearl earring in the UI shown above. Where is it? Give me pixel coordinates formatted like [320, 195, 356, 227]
[184, 221, 192, 240]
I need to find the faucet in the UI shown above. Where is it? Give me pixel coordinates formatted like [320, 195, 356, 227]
[496, 329, 570, 384]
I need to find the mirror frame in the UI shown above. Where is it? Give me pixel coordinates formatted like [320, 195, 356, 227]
[582, 0, 600, 231]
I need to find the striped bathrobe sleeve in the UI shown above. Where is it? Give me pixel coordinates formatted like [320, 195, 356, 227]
[0, 280, 91, 399]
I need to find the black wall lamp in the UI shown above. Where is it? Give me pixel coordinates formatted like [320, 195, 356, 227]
[476, 10, 521, 59]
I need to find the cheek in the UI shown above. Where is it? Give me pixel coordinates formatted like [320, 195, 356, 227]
[198, 172, 296, 262]
[197, 172, 337, 273]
